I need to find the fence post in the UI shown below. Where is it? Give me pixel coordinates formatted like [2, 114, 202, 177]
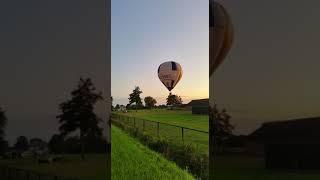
[143, 120, 145, 131]
[54, 175, 58, 180]
[157, 122, 160, 138]
[181, 127, 184, 143]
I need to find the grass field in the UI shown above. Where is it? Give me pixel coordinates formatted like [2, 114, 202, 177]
[113, 109, 209, 154]
[0, 126, 194, 180]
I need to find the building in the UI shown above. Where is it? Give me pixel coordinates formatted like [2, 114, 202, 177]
[187, 99, 209, 114]
[249, 117, 320, 169]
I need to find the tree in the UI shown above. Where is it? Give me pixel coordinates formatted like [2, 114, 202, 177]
[115, 104, 120, 110]
[48, 134, 64, 154]
[209, 105, 234, 148]
[14, 136, 29, 152]
[0, 107, 7, 139]
[144, 96, 157, 108]
[56, 77, 103, 160]
[166, 94, 182, 106]
[111, 96, 114, 111]
[128, 86, 143, 109]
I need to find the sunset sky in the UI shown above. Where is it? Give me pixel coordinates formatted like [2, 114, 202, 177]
[111, 0, 208, 105]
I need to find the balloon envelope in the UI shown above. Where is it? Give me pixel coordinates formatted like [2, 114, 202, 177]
[158, 61, 183, 92]
[209, 1, 234, 76]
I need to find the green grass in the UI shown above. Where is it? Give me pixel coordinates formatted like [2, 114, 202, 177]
[0, 126, 194, 180]
[214, 155, 320, 180]
[113, 109, 209, 154]
[0, 154, 107, 180]
[111, 125, 194, 180]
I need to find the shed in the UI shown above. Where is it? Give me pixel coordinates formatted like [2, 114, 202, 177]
[187, 99, 209, 114]
[249, 117, 320, 169]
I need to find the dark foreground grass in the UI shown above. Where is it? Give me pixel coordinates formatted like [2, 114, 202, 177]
[113, 109, 209, 154]
[0, 126, 193, 180]
[214, 155, 320, 180]
[111, 125, 194, 180]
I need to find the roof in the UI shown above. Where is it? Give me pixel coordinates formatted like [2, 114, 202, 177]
[249, 117, 320, 143]
[187, 99, 209, 107]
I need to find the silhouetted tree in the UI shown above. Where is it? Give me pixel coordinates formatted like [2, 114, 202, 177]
[0, 139, 8, 155]
[0, 107, 7, 139]
[166, 94, 182, 106]
[14, 136, 29, 152]
[144, 96, 157, 108]
[56, 77, 103, 160]
[115, 104, 120, 110]
[48, 134, 64, 154]
[128, 86, 143, 109]
[209, 105, 234, 148]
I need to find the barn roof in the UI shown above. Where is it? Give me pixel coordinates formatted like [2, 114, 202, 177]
[249, 117, 320, 143]
[187, 99, 209, 107]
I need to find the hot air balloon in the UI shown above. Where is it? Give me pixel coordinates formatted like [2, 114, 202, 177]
[210, 0, 234, 76]
[158, 61, 183, 93]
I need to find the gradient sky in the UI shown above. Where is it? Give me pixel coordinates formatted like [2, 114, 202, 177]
[213, 0, 320, 135]
[111, 0, 208, 105]
[0, 0, 108, 145]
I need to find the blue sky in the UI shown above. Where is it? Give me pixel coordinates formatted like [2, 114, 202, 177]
[112, 0, 208, 105]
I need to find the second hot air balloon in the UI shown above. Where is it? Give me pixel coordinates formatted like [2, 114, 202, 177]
[158, 61, 183, 93]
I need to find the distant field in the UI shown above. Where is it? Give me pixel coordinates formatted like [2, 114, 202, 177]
[0, 126, 194, 180]
[111, 125, 194, 180]
[113, 109, 209, 154]
[0, 154, 107, 180]
[214, 155, 320, 180]
[114, 109, 208, 131]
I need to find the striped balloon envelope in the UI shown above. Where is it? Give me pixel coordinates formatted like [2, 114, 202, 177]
[158, 61, 183, 92]
[210, 0, 234, 76]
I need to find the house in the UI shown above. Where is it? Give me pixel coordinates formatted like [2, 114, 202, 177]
[187, 99, 209, 114]
[249, 117, 320, 169]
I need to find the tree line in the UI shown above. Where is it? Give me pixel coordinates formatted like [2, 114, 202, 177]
[112, 86, 183, 111]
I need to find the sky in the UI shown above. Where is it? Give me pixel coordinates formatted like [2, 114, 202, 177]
[111, 0, 209, 106]
[213, 0, 320, 135]
[0, 0, 109, 145]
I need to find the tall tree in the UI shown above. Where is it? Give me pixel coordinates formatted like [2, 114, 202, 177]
[48, 134, 64, 154]
[56, 78, 103, 160]
[166, 94, 182, 106]
[144, 96, 157, 108]
[209, 104, 234, 147]
[14, 136, 29, 152]
[0, 107, 7, 139]
[128, 86, 143, 109]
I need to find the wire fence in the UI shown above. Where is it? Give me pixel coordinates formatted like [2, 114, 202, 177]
[111, 113, 209, 154]
[0, 165, 78, 180]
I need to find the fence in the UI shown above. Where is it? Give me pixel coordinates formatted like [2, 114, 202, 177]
[111, 114, 209, 154]
[0, 165, 78, 180]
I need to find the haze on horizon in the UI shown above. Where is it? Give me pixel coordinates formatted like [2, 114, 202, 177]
[213, 0, 320, 135]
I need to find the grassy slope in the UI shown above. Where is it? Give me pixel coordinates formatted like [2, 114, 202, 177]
[111, 125, 194, 180]
[113, 109, 209, 154]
